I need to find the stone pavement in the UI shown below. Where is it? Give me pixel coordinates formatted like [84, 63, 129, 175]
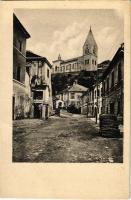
[13, 113, 123, 163]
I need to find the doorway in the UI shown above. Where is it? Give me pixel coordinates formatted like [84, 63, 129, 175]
[34, 104, 42, 118]
[45, 105, 49, 120]
[110, 103, 114, 114]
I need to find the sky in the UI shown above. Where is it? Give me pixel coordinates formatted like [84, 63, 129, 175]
[15, 9, 124, 64]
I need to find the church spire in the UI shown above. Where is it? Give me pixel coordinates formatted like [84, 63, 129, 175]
[85, 26, 97, 47]
[83, 26, 98, 71]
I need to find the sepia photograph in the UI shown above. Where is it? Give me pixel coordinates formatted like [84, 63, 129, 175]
[13, 9, 124, 163]
[0, 0, 130, 198]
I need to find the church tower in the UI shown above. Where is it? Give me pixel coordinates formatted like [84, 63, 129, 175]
[83, 27, 98, 71]
[52, 54, 63, 74]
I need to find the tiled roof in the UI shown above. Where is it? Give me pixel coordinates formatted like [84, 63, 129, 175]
[26, 51, 43, 58]
[68, 83, 87, 92]
[26, 51, 52, 68]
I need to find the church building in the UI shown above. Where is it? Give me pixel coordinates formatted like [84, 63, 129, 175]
[52, 27, 98, 74]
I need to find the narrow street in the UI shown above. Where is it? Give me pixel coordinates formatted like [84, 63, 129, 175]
[13, 111, 123, 163]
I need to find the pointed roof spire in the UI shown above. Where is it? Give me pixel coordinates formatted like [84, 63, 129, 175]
[58, 54, 61, 61]
[84, 26, 97, 47]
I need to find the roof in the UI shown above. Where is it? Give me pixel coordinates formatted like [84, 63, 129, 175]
[26, 50, 52, 68]
[13, 14, 30, 39]
[68, 83, 88, 92]
[53, 56, 83, 64]
[26, 51, 42, 58]
[61, 57, 79, 64]
[98, 60, 110, 68]
[84, 27, 97, 47]
[102, 43, 124, 79]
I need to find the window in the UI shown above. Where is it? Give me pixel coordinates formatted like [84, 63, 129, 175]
[17, 65, 21, 81]
[55, 66, 57, 71]
[39, 66, 42, 77]
[111, 71, 114, 88]
[97, 89, 99, 97]
[92, 59, 94, 64]
[85, 59, 89, 65]
[77, 95, 81, 99]
[34, 91, 43, 100]
[77, 63, 79, 70]
[49, 88, 50, 97]
[70, 92, 75, 99]
[110, 103, 114, 114]
[118, 63, 122, 81]
[107, 77, 109, 91]
[101, 88, 103, 97]
[94, 90, 96, 98]
[95, 61, 96, 65]
[18, 40, 23, 52]
[20, 96, 24, 105]
[47, 69, 49, 78]
[117, 101, 121, 114]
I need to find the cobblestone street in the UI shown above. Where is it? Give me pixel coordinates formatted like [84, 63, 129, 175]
[13, 111, 123, 163]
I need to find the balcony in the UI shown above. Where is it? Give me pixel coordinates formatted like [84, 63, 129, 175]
[33, 99, 44, 103]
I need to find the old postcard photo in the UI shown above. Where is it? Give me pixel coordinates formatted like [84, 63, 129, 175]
[13, 9, 124, 163]
[0, 0, 130, 198]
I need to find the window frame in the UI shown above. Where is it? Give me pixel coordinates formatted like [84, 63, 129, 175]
[47, 68, 50, 78]
[70, 92, 75, 99]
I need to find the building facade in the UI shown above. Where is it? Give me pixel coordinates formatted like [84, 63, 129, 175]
[80, 91, 89, 115]
[80, 61, 110, 118]
[68, 41, 124, 122]
[52, 27, 98, 74]
[102, 43, 124, 122]
[13, 14, 31, 120]
[26, 51, 53, 119]
[57, 81, 88, 112]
